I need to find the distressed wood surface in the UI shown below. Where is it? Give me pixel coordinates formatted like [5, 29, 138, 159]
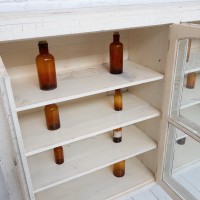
[1, 2, 200, 41]
[35, 157, 154, 200]
[0, 79, 24, 200]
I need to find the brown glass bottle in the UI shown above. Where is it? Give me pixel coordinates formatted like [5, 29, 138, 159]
[114, 89, 123, 111]
[44, 104, 60, 130]
[110, 32, 123, 74]
[113, 160, 125, 177]
[186, 72, 196, 89]
[54, 146, 64, 165]
[36, 41, 57, 90]
[113, 128, 122, 143]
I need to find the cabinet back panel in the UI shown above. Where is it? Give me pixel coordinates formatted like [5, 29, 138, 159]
[0, 30, 129, 70]
[128, 25, 169, 74]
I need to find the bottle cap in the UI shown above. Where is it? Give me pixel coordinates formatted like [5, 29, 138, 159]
[38, 40, 48, 47]
[114, 31, 119, 35]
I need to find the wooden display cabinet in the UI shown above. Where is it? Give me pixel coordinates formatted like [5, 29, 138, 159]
[0, 2, 200, 200]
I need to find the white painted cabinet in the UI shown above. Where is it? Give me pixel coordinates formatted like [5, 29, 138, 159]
[0, 2, 200, 200]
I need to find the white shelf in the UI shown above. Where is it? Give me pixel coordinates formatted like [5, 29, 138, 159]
[35, 157, 154, 200]
[28, 125, 156, 193]
[9, 60, 163, 112]
[1, 2, 200, 42]
[181, 74, 200, 109]
[20, 92, 160, 156]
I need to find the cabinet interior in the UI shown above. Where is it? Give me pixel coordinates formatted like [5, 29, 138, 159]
[0, 24, 170, 199]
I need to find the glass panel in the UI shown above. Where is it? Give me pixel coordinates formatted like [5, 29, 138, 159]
[170, 38, 200, 138]
[164, 124, 200, 200]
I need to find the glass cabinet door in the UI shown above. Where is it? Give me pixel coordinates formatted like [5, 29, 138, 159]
[163, 23, 200, 200]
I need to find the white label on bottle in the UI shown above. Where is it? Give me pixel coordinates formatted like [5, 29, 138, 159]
[113, 130, 122, 138]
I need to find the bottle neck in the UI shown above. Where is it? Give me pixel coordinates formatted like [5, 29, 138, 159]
[39, 46, 49, 54]
[115, 89, 121, 95]
[113, 34, 120, 43]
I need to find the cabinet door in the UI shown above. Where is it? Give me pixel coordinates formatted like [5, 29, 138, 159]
[161, 23, 200, 200]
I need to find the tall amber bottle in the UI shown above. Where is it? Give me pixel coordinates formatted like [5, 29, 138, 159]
[113, 160, 125, 177]
[54, 146, 64, 165]
[44, 104, 60, 130]
[110, 32, 123, 74]
[36, 41, 57, 90]
[113, 128, 122, 143]
[186, 72, 196, 89]
[114, 89, 123, 111]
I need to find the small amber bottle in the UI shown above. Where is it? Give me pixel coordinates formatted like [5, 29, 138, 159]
[113, 160, 125, 177]
[54, 146, 64, 165]
[113, 128, 122, 143]
[36, 41, 57, 90]
[44, 104, 60, 130]
[110, 32, 123, 74]
[114, 89, 123, 111]
[186, 73, 196, 89]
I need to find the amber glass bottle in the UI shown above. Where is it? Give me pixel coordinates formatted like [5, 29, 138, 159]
[186, 72, 196, 89]
[44, 104, 60, 130]
[113, 128, 122, 143]
[36, 41, 57, 90]
[114, 89, 123, 111]
[113, 160, 125, 177]
[110, 32, 123, 74]
[54, 146, 64, 165]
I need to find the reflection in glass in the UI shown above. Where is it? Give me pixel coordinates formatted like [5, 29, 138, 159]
[172, 128, 200, 200]
[173, 38, 200, 135]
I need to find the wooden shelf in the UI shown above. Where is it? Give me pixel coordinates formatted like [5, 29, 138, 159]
[34, 157, 154, 199]
[9, 60, 163, 112]
[19, 92, 159, 156]
[181, 74, 200, 109]
[28, 125, 156, 193]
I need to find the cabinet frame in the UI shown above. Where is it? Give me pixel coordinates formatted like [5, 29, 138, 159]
[158, 23, 200, 200]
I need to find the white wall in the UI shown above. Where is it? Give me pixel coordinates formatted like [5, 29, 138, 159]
[0, 0, 196, 12]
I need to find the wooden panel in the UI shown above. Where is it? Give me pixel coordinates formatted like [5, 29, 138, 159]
[28, 125, 157, 192]
[35, 157, 154, 200]
[19, 92, 160, 156]
[9, 60, 163, 111]
[0, 31, 128, 68]
[1, 2, 200, 41]
[128, 25, 169, 74]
